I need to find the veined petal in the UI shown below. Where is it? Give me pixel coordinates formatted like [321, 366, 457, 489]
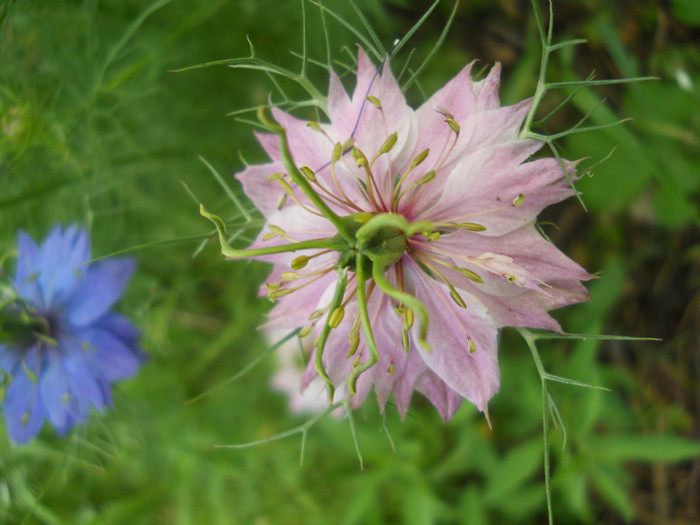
[78, 327, 141, 382]
[36, 225, 91, 309]
[236, 161, 287, 218]
[405, 260, 499, 413]
[3, 348, 46, 443]
[67, 257, 137, 327]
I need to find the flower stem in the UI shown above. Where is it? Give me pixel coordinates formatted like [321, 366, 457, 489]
[200, 205, 343, 257]
[314, 267, 349, 402]
[258, 108, 355, 244]
[348, 253, 380, 396]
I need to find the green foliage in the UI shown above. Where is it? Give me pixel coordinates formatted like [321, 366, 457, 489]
[1, 1, 698, 524]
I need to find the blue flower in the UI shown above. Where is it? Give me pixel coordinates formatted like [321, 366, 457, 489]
[0, 225, 143, 443]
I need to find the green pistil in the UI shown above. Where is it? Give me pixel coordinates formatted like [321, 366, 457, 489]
[200, 205, 345, 258]
[314, 267, 349, 402]
[257, 107, 355, 244]
[347, 253, 380, 396]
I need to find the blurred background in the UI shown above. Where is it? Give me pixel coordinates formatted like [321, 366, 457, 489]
[1, 0, 698, 523]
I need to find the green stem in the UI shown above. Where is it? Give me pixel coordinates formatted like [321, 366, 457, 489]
[200, 205, 343, 258]
[356, 213, 432, 249]
[348, 253, 380, 396]
[372, 255, 431, 352]
[518, 327, 554, 525]
[257, 108, 355, 244]
[314, 267, 349, 402]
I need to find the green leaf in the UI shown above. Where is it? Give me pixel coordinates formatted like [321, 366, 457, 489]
[590, 434, 700, 462]
[484, 439, 542, 502]
[671, 0, 700, 26]
[589, 465, 634, 521]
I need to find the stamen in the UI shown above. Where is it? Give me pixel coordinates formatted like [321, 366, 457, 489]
[291, 255, 309, 270]
[366, 95, 381, 109]
[300, 325, 313, 338]
[329, 306, 345, 328]
[512, 193, 525, 206]
[300, 166, 316, 182]
[392, 148, 430, 210]
[370, 131, 397, 167]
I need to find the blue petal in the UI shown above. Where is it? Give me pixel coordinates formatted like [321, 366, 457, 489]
[39, 351, 71, 430]
[79, 327, 141, 382]
[0, 344, 22, 375]
[95, 313, 140, 347]
[63, 344, 106, 415]
[67, 257, 136, 327]
[3, 349, 46, 444]
[14, 231, 40, 301]
[36, 225, 91, 309]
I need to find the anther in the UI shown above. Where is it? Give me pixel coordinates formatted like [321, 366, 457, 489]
[332, 142, 343, 162]
[306, 121, 323, 132]
[454, 222, 487, 232]
[300, 166, 316, 182]
[377, 132, 398, 157]
[351, 147, 369, 168]
[467, 337, 476, 354]
[457, 267, 484, 284]
[291, 255, 309, 270]
[403, 308, 414, 330]
[269, 288, 294, 299]
[449, 285, 467, 309]
[366, 95, 381, 109]
[401, 330, 410, 352]
[512, 193, 525, 207]
[309, 309, 325, 321]
[280, 272, 299, 281]
[300, 325, 313, 338]
[329, 306, 345, 328]
[353, 212, 373, 223]
[386, 362, 395, 375]
[410, 149, 430, 168]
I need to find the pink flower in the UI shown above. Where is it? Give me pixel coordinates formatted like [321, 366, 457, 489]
[213, 48, 591, 421]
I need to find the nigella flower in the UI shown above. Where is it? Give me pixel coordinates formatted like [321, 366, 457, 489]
[0, 225, 142, 443]
[202, 48, 591, 421]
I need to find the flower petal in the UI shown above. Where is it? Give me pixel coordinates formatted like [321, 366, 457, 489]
[3, 347, 46, 443]
[405, 260, 500, 412]
[67, 257, 136, 327]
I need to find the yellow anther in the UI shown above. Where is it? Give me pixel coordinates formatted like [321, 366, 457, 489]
[445, 117, 461, 134]
[417, 170, 436, 185]
[454, 222, 487, 232]
[457, 267, 484, 284]
[265, 282, 281, 291]
[268, 225, 287, 237]
[403, 308, 414, 330]
[267, 172, 285, 182]
[449, 286, 467, 309]
[353, 212, 373, 223]
[347, 333, 360, 357]
[300, 166, 316, 182]
[342, 136, 354, 153]
[300, 325, 313, 338]
[329, 306, 345, 328]
[306, 121, 323, 132]
[512, 193, 525, 207]
[386, 362, 395, 375]
[366, 95, 381, 108]
[269, 288, 294, 299]
[401, 330, 410, 352]
[467, 337, 476, 354]
[351, 147, 368, 168]
[332, 142, 343, 162]
[280, 272, 299, 281]
[291, 255, 309, 270]
[262, 232, 276, 241]
[377, 132, 398, 156]
[309, 309, 325, 321]
[276, 194, 287, 210]
[410, 148, 430, 168]
[426, 232, 441, 242]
